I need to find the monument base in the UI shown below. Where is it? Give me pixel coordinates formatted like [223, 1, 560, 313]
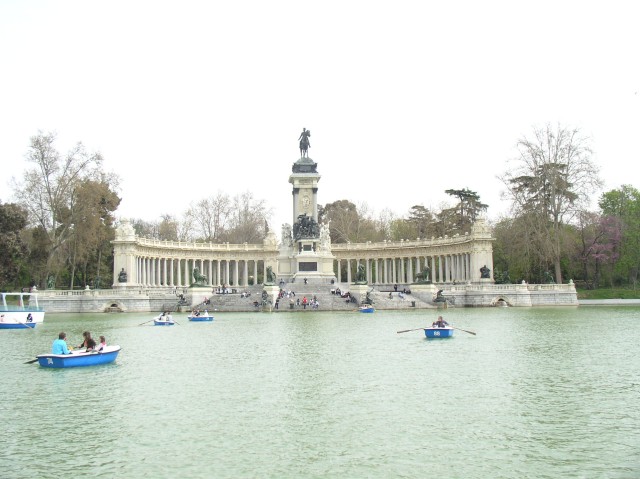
[263, 284, 280, 305]
[187, 286, 213, 306]
[349, 283, 371, 305]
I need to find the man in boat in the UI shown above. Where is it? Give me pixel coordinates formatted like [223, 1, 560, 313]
[52, 332, 72, 354]
[432, 316, 449, 328]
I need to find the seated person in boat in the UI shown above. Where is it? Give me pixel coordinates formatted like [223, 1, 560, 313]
[97, 336, 107, 351]
[52, 332, 72, 354]
[78, 331, 97, 351]
[432, 316, 449, 328]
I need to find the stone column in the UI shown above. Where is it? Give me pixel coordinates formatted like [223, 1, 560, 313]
[392, 258, 397, 284]
[253, 260, 258, 286]
[234, 260, 239, 287]
[183, 259, 188, 287]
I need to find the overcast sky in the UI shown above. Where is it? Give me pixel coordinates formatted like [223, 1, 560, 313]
[2, 0, 638, 232]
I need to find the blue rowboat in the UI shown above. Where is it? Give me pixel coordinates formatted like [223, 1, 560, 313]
[359, 306, 375, 313]
[37, 346, 121, 368]
[188, 315, 214, 322]
[1, 292, 45, 329]
[424, 327, 454, 338]
[153, 314, 175, 326]
[154, 319, 175, 326]
[0, 321, 37, 329]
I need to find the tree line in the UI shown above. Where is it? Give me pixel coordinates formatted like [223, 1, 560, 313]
[2, 126, 638, 291]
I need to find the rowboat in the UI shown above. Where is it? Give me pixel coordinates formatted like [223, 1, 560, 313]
[358, 305, 375, 313]
[36, 346, 121, 368]
[188, 314, 214, 322]
[154, 318, 175, 326]
[153, 314, 175, 326]
[424, 326, 454, 338]
[0, 292, 45, 329]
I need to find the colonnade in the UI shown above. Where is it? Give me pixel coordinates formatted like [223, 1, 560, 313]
[334, 252, 472, 285]
[133, 257, 266, 288]
[113, 219, 494, 288]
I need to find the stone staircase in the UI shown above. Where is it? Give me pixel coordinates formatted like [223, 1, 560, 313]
[173, 282, 439, 312]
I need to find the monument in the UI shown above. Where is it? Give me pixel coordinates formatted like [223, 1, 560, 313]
[276, 129, 337, 284]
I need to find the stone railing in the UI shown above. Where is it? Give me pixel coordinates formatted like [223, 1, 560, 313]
[133, 237, 266, 251]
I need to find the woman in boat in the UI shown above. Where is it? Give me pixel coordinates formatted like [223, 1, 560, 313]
[78, 331, 97, 351]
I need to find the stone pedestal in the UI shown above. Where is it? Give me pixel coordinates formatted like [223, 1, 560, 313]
[188, 286, 213, 306]
[263, 284, 280, 305]
[349, 283, 370, 304]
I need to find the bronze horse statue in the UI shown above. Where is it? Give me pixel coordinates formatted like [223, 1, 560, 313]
[299, 128, 311, 158]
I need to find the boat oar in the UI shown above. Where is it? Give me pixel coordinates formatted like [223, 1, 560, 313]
[396, 327, 427, 334]
[451, 326, 476, 335]
[15, 319, 35, 330]
[138, 318, 156, 326]
[24, 357, 39, 364]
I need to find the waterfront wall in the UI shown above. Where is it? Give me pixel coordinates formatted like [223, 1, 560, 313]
[36, 281, 578, 313]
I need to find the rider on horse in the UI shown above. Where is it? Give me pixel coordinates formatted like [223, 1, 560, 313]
[298, 128, 311, 158]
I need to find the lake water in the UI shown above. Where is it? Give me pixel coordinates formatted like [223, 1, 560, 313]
[1, 307, 639, 479]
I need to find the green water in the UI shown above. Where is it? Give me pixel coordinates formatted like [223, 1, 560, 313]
[1, 307, 639, 479]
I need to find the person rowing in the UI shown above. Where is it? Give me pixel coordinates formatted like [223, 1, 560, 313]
[432, 316, 449, 328]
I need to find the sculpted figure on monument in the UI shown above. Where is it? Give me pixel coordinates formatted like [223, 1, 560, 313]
[355, 264, 367, 283]
[265, 266, 277, 284]
[298, 128, 311, 158]
[415, 266, 430, 283]
[319, 221, 331, 251]
[281, 224, 293, 247]
[293, 213, 320, 240]
[118, 268, 127, 283]
[192, 267, 207, 285]
[480, 265, 491, 279]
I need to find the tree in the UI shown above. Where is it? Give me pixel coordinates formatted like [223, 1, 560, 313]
[0, 202, 28, 289]
[320, 200, 379, 244]
[574, 211, 621, 288]
[599, 185, 640, 288]
[444, 188, 488, 233]
[189, 192, 232, 242]
[158, 214, 179, 241]
[11, 131, 118, 286]
[406, 205, 435, 238]
[499, 124, 602, 283]
[320, 200, 360, 243]
[64, 179, 120, 289]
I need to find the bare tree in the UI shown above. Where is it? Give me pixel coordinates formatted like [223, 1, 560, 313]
[499, 124, 602, 283]
[189, 192, 232, 242]
[11, 131, 115, 284]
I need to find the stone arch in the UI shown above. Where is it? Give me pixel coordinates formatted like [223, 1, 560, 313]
[491, 296, 511, 307]
[104, 302, 126, 313]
